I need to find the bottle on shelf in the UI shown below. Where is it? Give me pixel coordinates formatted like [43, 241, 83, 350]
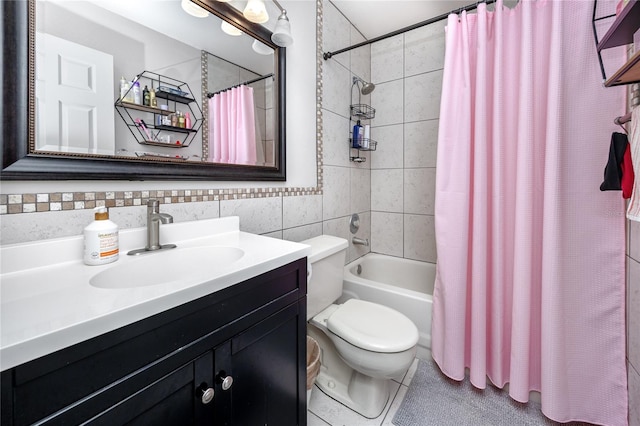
[362, 124, 370, 149]
[178, 111, 186, 128]
[149, 84, 157, 108]
[352, 120, 363, 148]
[132, 81, 141, 105]
[143, 85, 150, 106]
[119, 76, 130, 102]
[185, 112, 192, 129]
[171, 113, 178, 127]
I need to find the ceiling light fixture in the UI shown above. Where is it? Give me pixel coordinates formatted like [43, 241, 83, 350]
[181, 0, 210, 18]
[221, 21, 242, 36]
[271, 9, 293, 47]
[243, 0, 269, 24]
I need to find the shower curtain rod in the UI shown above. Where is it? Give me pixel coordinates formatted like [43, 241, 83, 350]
[323, 0, 497, 60]
[207, 73, 274, 98]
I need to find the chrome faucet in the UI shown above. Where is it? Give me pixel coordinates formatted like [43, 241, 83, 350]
[128, 199, 177, 255]
[352, 237, 369, 247]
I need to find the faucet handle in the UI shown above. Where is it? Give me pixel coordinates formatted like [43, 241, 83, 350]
[147, 199, 159, 207]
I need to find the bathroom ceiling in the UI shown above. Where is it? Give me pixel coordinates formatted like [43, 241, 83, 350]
[332, 0, 474, 40]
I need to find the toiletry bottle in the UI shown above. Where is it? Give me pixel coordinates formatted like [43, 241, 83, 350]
[149, 84, 157, 107]
[132, 81, 141, 105]
[84, 206, 119, 266]
[119, 76, 129, 102]
[178, 111, 186, 128]
[352, 120, 363, 148]
[363, 124, 370, 149]
[171, 113, 178, 127]
[185, 112, 192, 129]
[143, 85, 150, 106]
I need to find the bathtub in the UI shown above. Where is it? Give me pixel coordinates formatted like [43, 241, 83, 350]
[339, 253, 435, 360]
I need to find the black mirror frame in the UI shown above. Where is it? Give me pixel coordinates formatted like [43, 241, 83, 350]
[0, 0, 286, 181]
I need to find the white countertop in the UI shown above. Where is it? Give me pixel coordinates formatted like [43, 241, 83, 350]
[0, 217, 310, 371]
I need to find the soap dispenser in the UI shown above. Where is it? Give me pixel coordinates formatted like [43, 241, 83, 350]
[84, 206, 119, 265]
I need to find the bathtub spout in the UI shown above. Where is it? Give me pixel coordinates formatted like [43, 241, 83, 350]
[352, 237, 369, 246]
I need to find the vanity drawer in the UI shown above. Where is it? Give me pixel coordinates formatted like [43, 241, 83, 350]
[1, 258, 307, 426]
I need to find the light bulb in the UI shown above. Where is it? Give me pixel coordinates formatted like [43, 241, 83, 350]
[181, 0, 209, 18]
[221, 21, 242, 36]
[271, 10, 293, 47]
[243, 0, 269, 24]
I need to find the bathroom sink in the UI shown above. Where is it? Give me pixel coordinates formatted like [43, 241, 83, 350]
[90, 246, 245, 289]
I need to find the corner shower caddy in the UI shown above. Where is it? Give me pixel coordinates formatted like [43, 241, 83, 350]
[349, 104, 377, 162]
[115, 71, 203, 157]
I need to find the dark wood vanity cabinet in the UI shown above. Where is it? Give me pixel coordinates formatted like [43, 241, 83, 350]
[1, 258, 307, 426]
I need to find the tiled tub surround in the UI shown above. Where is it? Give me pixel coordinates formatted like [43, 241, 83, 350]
[368, 20, 445, 264]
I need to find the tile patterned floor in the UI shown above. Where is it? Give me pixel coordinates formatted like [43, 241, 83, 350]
[307, 359, 420, 426]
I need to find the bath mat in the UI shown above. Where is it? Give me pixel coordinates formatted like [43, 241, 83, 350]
[392, 359, 555, 426]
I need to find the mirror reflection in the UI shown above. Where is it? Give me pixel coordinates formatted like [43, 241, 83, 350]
[34, 0, 277, 167]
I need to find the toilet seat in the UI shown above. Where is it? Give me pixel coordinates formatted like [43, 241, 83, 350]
[327, 299, 418, 353]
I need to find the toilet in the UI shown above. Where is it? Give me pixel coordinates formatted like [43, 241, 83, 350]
[302, 235, 418, 418]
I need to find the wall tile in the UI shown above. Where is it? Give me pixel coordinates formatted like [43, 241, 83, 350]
[404, 70, 443, 122]
[262, 230, 282, 239]
[371, 169, 403, 213]
[371, 211, 403, 257]
[404, 119, 438, 168]
[283, 194, 323, 229]
[350, 167, 371, 214]
[371, 124, 403, 169]
[283, 222, 323, 243]
[630, 219, 640, 262]
[371, 34, 404, 84]
[350, 28, 370, 84]
[629, 257, 640, 371]
[322, 109, 351, 168]
[404, 168, 436, 215]
[404, 214, 436, 263]
[349, 211, 371, 262]
[323, 166, 351, 220]
[0, 209, 93, 244]
[159, 201, 220, 223]
[220, 197, 282, 234]
[371, 79, 404, 127]
[628, 363, 640, 426]
[322, 216, 352, 262]
[323, 59, 351, 117]
[322, 0, 351, 69]
[404, 20, 446, 77]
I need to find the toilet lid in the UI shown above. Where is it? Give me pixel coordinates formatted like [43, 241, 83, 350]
[327, 299, 419, 353]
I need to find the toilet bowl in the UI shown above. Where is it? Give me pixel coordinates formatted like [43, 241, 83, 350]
[302, 236, 419, 418]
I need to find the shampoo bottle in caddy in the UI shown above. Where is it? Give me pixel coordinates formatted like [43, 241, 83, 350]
[84, 206, 119, 265]
[352, 120, 363, 148]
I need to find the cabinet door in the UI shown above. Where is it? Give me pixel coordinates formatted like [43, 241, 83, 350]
[214, 301, 305, 426]
[86, 351, 214, 426]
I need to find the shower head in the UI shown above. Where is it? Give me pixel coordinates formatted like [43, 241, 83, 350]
[353, 76, 375, 95]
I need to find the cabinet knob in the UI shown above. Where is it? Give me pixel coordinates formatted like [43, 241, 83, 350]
[217, 371, 234, 391]
[197, 384, 215, 404]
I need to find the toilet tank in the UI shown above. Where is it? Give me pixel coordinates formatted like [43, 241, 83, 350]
[301, 235, 348, 320]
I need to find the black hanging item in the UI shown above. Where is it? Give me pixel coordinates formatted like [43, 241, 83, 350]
[600, 132, 629, 191]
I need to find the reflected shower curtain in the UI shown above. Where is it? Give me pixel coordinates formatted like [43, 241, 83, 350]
[209, 85, 258, 165]
[432, 1, 628, 424]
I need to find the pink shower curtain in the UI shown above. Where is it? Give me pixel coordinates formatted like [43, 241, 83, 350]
[209, 85, 257, 165]
[432, 1, 628, 424]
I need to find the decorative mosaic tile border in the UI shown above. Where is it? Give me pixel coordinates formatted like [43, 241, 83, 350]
[0, 0, 325, 216]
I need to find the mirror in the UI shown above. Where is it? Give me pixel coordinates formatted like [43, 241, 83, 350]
[1, 0, 286, 180]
